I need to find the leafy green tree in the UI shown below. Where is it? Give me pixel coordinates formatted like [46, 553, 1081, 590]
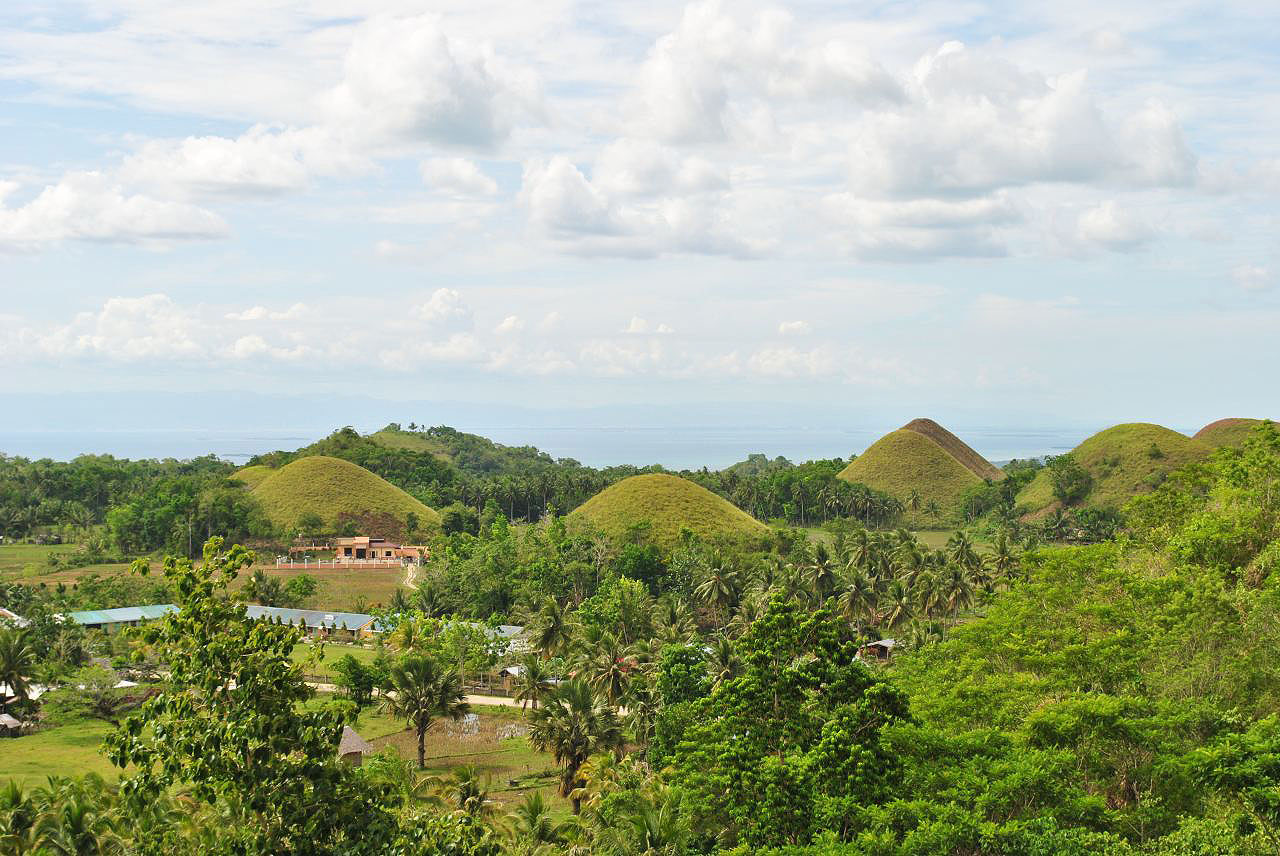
[1048, 454, 1093, 506]
[383, 653, 469, 769]
[670, 596, 910, 849]
[103, 538, 396, 855]
[332, 654, 378, 709]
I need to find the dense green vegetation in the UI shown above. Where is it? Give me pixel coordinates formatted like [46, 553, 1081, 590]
[2, 422, 1280, 853]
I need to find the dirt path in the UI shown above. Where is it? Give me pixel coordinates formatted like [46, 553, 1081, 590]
[402, 561, 419, 589]
[307, 681, 519, 709]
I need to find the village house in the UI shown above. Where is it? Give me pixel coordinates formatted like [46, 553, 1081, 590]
[332, 536, 427, 562]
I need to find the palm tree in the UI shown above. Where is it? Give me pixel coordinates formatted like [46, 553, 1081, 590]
[506, 791, 569, 854]
[693, 561, 739, 625]
[31, 776, 122, 856]
[511, 654, 554, 712]
[652, 597, 696, 644]
[906, 489, 922, 513]
[988, 531, 1019, 585]
[0, 628, 35, 709]
[946, 531, 980, 571]
[532, 599, 573, 659]
[597, 785, 690, 856]
[806, 543, 837, 603]
[880, 579, 914, 631]
[704, 635, 740, 690]
[838, 570, 879, 627]
[383, 654, 469, 769]
[435, 766, 497, 818]
[942, 565, 975, 618]
[528, 679, 623, 814]
[582, 632, 634, 706]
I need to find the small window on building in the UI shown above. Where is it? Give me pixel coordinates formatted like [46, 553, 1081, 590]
[344, 547, 352, 556]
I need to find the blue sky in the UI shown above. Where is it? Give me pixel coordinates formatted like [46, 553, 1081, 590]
[0, 0, 1277, 441]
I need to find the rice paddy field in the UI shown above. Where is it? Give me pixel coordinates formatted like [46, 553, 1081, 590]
[0, 692, 563, 809]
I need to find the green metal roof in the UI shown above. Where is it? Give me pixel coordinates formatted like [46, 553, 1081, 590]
[65, 604, 177, 626]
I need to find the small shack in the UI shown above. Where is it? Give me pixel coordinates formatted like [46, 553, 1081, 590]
[856, 638, 897, 661]
[338, 726, 373, 765]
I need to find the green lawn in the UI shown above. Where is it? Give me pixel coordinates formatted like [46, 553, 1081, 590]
[0, 543, 131, 585]
[0, 716, 118, 787]
[292, 641, 382, 681]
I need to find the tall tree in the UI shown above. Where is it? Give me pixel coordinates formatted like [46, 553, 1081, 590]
[383, 653, 470, 769]
[528, 679, 623, 814]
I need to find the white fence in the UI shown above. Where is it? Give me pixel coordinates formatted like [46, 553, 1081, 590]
[275, 557, 413, 569]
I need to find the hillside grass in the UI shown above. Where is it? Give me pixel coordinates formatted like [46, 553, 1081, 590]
[252, 455, 440, 533]
[900, 418, 1005, 481]
[1016, 422, 1212, 513]
[568, 473, 770, 549]
[236, 564, 407, 612]
[1193, 417, 1268, 449]
[367, 427, 453, 460]
[838, 429, 983, 518]
[231, 464, 275, 489]
[0, 544, 130, 585]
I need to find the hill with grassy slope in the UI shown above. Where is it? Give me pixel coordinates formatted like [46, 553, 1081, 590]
[900, 418, 1006, 481]
[231, 464, 275, 489]
[252, 455, 440, 533]
[1193, 418, 1267, 449]
[567, 473, 770, 548]
[369, 424, 567, 475]
[836, 420, 1001, 516]
[1016, 423, 1211, 514]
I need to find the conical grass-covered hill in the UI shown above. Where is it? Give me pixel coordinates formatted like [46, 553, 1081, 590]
[1016, 423, 1212, 514]
[252, 455, 441, 533]
[837, 419, 1004, 515]
[1194, 418, 1268, 450]
[567, 474, 771, 549]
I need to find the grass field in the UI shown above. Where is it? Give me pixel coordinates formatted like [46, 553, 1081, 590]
[838, 428, 984, 520]
[0, 693, 562, 810]
[252, 455, 441, 533]
[568, 473, 771, 549]
[0, 543, 131, 585]
[1016, 423, 1212, 514]
[235, 564, 408, 612]
[231, 464, 275, 488]
[291, 641, 382, 681]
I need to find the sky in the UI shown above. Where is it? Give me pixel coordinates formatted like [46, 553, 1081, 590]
[0, 0, 1277, 456]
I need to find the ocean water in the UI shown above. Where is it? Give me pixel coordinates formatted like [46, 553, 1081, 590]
[0, 425, 1086, 470]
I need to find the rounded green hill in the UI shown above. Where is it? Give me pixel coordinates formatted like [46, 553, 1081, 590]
[1193, 418, 1267, 449]
[837, 427, 987, 515]
[1017, 423, 1212, 514]
[567, 474, 770, 548]
[252, 455, 440, 532]
[231, 464, 275, 489]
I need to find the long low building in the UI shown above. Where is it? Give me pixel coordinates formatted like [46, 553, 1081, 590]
[64, 605, 178, 633]
[64, 603, 524, 645]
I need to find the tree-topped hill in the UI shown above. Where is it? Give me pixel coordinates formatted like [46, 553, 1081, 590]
[369, 424, 574, 476]
[567, 473, 771, 549]
[836, 419, 1002, 519]
[252, 455, 440, 535]
[1194, 417, 1269, 449]
[1016, 422, 1212, 514]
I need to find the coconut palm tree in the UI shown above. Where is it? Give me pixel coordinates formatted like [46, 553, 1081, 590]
[582, 632, 634, 707]
[532, 598, 574, 659]
[705, 635, 740, 690]
[693, 561, 739, 625]
[946, 531, 980, 571]
[988, 531, 1019, 585]
[879, 579, 914, 630]
[511, 654, 554, 712]
[942, 565, 975, 618]
[652, 597, 696, 645]
[838, 570, 879, 627]
[806, 543, 838, 603]
[528, 679, 623, 814]
[383, 654, 469, 769]
[0, 627, 35, 709]
[31, 776, 122, 856]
